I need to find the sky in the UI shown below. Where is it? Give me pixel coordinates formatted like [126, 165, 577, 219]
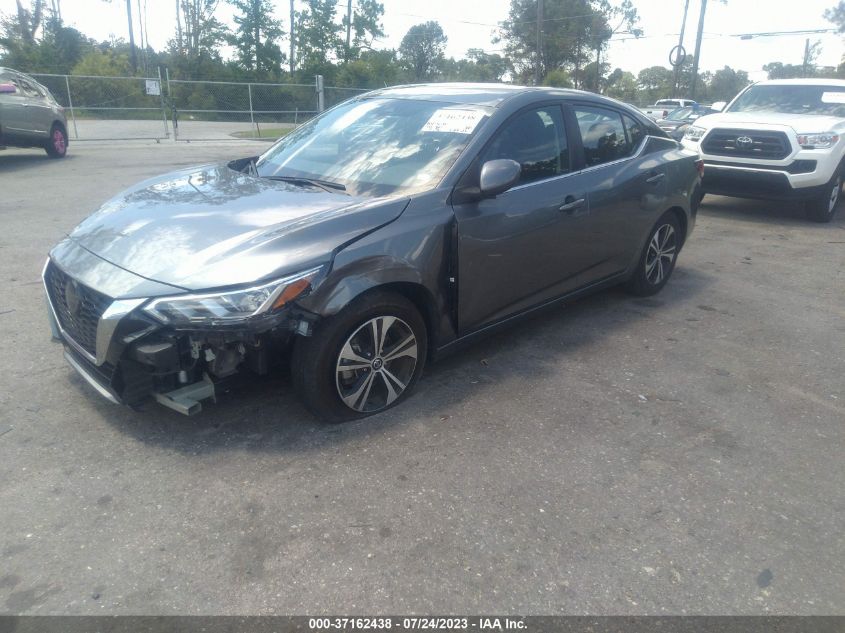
[1, 0, 842, 82]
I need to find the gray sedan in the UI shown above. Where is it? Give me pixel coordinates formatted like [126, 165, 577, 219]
[0, 67, 68, 157]
[44, 84, 702, 422]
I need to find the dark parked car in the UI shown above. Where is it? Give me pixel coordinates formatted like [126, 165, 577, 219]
[657, 105, 719, 140]
[44, 84, 702, 422]
[0, 67, 69, 157]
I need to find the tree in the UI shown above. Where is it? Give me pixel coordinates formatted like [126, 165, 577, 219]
[340, 0, 384, 62]
[174, 0, 226, 60]
[825, 1, 845, 32]
[228, 0, 284, 75]
[604, 68, 638, 102]
[398, 21, 447, 81]
[497, 0, 637, 86]
[708, 65, 749, 102]
[636, 65, 674, 104]
[294, 0, 341, 70]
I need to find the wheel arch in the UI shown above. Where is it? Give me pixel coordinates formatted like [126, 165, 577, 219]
[666, 205, 689, 247]
[300, 261, 444, 359]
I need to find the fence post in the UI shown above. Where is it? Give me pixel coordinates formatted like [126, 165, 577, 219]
[157, 67, 169, 139]
[165, 67, 178, 142]
[64, 75, 79, 140]
[248, 83, 256, 136]
[315, 74, 325, 113]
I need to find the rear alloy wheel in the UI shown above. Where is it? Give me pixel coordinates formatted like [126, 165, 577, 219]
[806, 172, 841, 223]
[291, 291, 427, 422]
[623, 212, 681, 296]
[45, 124, 67, 158]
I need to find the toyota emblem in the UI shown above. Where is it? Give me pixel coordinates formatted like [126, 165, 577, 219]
[735, 135, 754, 148]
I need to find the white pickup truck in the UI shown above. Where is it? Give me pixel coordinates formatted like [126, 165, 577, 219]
[681, 78, 845, 222]
[643, 98, 698, 120]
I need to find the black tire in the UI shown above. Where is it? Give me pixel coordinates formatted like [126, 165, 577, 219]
[623, 211, 682, 297]
[44, 123, 68, 158]
[291, 290, 428, 423]
[805, 171, 841, 223]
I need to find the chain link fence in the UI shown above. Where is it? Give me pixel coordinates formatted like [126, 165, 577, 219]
[29, 72, 370, 142]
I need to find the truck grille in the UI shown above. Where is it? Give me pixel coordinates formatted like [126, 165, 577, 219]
[45, 261, 112, 358]
[702, 129, 791, 160]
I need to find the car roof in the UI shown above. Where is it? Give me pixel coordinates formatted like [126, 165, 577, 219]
[362, 83, 618, 108]
[755, 78, 845, 87]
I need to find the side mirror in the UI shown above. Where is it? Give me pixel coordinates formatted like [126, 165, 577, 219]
[0, 83, 17, 94]
[479, 159, 521, 198]
[711, 101, 727, 112]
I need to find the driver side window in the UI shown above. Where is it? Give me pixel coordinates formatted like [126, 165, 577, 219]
[482, 106, 569, 185]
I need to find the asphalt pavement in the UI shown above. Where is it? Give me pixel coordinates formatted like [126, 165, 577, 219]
[0, 142, 843, 615]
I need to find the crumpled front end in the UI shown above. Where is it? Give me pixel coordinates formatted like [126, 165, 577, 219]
[43, 243, 318, 415]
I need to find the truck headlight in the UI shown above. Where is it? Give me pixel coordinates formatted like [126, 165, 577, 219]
[796, 132, 839, 149]
[143, 267, 323, 326]
[684, 126, 706, 142]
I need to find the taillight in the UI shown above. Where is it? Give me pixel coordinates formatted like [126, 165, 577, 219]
[695, 159, 704, 177]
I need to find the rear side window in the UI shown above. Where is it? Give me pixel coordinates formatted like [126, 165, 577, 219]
[482, 106, 569, 185]
[623, 114, 646, 148]
[574, 106, 633, 166]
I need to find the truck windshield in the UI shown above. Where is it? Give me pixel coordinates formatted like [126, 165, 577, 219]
[256, 97, 488, 197]
[727, 84, 845, 116]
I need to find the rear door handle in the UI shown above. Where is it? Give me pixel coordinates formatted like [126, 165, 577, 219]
[559, 197, 586, 213]
[646, 172, 666, 184]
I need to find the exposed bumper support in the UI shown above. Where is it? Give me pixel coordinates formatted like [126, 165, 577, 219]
[154, 375, 216, 416]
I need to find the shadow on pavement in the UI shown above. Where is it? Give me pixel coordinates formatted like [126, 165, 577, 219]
[700, 195, 845, 228]
[0, 150, 74, 172]
[73, 266, 714, 457]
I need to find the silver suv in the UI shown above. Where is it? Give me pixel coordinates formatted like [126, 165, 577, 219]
[0, 67, 69, 158]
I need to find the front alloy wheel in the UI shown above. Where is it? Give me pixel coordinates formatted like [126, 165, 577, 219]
[291, 291, 427, 422]
[336, 316, 418, 413]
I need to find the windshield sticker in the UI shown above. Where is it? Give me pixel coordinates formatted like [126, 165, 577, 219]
[821, 92, 845, 104]
[421, 109, 486, 134]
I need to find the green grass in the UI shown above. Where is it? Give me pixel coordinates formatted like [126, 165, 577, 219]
[230, 127, 293, 139]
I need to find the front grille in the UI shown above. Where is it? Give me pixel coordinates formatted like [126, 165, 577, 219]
[45, 261, 112, 357]
[702, 128, 791, 160]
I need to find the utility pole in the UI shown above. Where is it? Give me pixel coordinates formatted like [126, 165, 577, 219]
[345, 0, 352, 62]
[290, 0, 296, 75]
[673, 0, 690, 97]
[690, 0, 707, 100]
[126, 0, 137, 73]
[534, 0, 543, 85]
[802, 38, 811, 77]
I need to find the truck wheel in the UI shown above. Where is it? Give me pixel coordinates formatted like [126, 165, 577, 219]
[291, 290, 427, 423]
[806, 172, 841, 223]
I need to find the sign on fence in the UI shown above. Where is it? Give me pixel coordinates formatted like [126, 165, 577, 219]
[145, 80, 161, 96]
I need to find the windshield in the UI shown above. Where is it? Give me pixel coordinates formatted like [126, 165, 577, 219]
[727, 84, 845, 116]
[256, 97, 488, 197]
[666, 107, 695, 121]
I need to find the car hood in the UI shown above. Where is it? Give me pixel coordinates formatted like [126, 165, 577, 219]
[67, 163, 411, 291]
[695, 111, 845, 132]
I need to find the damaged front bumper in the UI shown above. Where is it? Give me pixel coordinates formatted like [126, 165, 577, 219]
[44, 258, 318, 415]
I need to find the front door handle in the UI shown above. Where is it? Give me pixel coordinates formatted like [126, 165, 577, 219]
[559, 196, 586, 213]
[645, 172, 666, 185]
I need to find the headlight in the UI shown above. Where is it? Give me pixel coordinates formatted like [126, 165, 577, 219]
[684, 126, 706, 142]
[144, 267, 323, 326]
[796, 132, 839, 149]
